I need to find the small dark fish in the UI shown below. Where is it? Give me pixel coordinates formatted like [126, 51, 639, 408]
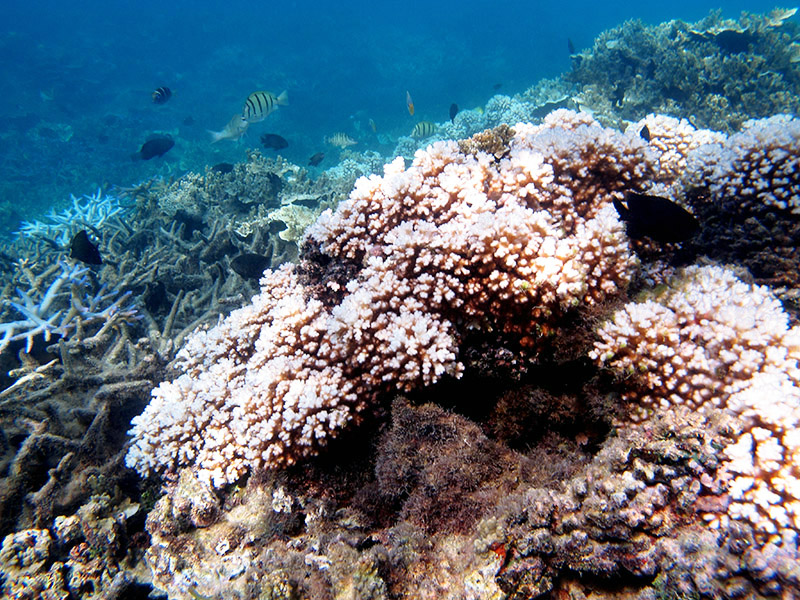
[612, 83, 625, 108]
[308, 152, 325, 166]
[639, 124, 651, 142]
[492, 83, 503, 90]
[183, 115, 195, 126]
[70, 230, 102, 265]
[143, 280, 169, 314]
[132, 135, 174, 160]
[231, 253, 271, 279]
[613, 192, 699, 243]
[260, 133, 288, 150]
[173, 210, 205, 240]
[449, 103, 459, 123]
[567, 38, 576, 55]
[152, 86, 172, 105]
[211, 162, 235, 174]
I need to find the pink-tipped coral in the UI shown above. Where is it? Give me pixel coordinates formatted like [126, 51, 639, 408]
[127, 111, 650, 487]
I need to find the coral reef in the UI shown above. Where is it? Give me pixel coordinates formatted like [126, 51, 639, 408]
[138, 394, 800, 600]
[4, 8, 800, 592]
[126, 110, 651, 487]
[592, 265, 800, 545]
[123, 107, 800, 598]
[0, 154, 324, 558]
[568, 9, 800, 131]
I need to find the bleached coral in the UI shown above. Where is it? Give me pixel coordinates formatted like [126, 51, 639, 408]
[128, 112, 650, 486]
[625, 114, 726, 183]
[311, 111, 648, 340]
[485, 94, 538, 127]
[16, 189, 129, 246]
[685, 114, 800, 213]
[438, 107, 489, 140]
[0, 261, 138, 353]
[126, 265, 460, 487]
[592, 265, 800, 542]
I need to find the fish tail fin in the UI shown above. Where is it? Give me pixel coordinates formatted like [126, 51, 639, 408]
[207, 129, 224, 144]
[130, 152, 143, 161]
[276, 90, 289, 106]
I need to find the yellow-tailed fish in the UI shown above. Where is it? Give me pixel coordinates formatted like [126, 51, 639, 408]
[242, 90, 289, 123]
[406, 90, 414, 116]
[369, 118, 377, 133]
[208, 114, 249, 143]
[411, 121, 436, 139]
[326, 132, 357, 148]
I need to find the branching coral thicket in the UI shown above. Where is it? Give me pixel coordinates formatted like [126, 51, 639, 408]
[127, 110, 650, 487]
[592, 265, 800, 542]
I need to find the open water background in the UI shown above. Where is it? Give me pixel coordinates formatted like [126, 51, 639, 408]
[0, 1, 791, 234]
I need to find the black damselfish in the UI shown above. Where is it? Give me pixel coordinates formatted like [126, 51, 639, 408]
[449, 103, 459, 123]
[231, 253, 271, 279]
[260, 133, 288, 150]
[132, 135, 174, 160]
[613, 192, 699, 243]
[70, 230, 102, 265]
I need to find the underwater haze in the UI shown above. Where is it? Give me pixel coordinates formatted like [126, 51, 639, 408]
[0, 0, 792, 234]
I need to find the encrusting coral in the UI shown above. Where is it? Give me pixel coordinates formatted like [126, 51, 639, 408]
[126, 110, 651, 487]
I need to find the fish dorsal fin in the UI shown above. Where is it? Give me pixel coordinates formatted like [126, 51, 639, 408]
[612, 197, 629, 217]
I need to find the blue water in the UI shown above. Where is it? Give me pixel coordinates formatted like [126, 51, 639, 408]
[0, 1, 791, 234]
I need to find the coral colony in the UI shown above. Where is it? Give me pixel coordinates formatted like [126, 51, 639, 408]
[0, 261, 137, 354]
[127, 110, 800, 549]
[126, 111, 644, 487]
[16, 189, 130, 247]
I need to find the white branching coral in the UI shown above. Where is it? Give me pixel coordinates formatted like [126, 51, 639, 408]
[128, 112, 649, 486]
[684, 114, 800, 213]
[127, 265, 461, 488]
[311, 110, 648, 342]
[16, 189, 129, 246]
[625, 114, 725, 183]
[0, 261, 137, 353]
[591, 265, 800, 541]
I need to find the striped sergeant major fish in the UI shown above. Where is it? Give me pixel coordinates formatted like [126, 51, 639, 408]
[326, 132, 357, 148]
[411, 121, 436, 139]
[242, 90, 289, 123]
